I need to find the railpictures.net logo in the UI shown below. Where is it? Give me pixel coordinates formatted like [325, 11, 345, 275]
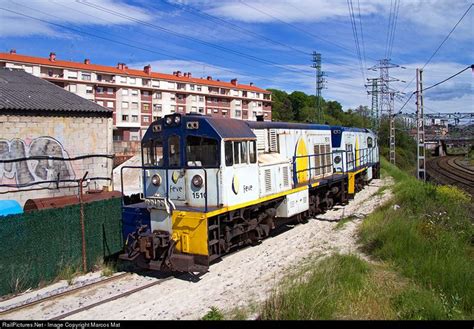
[1, 322, 121, 329]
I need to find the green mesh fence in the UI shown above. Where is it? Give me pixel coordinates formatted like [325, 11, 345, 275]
[0, 198, 123, 297]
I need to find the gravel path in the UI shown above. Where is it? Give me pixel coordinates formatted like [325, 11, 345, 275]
[2, 178, 393, 320]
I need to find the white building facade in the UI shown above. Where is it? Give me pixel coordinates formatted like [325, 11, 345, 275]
[0, 51, 272, 141]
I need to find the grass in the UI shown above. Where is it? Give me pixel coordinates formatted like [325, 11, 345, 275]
[260, 157, 473, 320]
[334, 215, 359, 230]
[56, 264, 80, 285]
[359, 158, 473, 319]
[260, 254, 451, 320]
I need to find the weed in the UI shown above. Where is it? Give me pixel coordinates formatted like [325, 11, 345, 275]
[57, 264, 79, 285]
[202, 306, 225, 320]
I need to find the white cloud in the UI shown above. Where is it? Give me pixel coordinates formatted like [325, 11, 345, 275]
[0, 0, 154, 37]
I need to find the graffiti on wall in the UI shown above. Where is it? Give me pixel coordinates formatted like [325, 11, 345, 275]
[0, 136, 75, 188]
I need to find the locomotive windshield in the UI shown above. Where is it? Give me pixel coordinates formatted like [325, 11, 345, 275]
[186, 135, 219, 167]
[142, 140, 163, 166]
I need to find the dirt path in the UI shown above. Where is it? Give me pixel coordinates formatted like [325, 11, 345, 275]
[3, 178, 393, 320]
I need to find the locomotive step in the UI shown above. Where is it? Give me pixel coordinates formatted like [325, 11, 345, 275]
[208, 224, 219, 230]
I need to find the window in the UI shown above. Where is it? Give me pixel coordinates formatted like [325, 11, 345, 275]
[107, 101, 114, 108]
[233, 141, 241, 165]
[120, 76, 127, 83]
[197, 85, 202, 91]
[199, 96, 204, 102]
[154, 104, 162, 111]
[170, 105, 176, 113]
[190, 84, 195, 91]
[143, 103, 150, 111]
[235, 100, 241, 106]
[81, 73, 91, 81]
[192, 106, 197, 112]
[97, 100, 104, 106]
[132, 115, 138, 122]
[97, 74, 102, 81]
[129, 77, 136, 85]
[186, 136, 219, 167]
[131, 89, 138, 96]
[153, 116, 159, 121]
[67, 71, 78, 79]
[198, 107, 204, 113]
[122, 89, 129, 96]
[152, 80, 160, 87]
[107, 87, 114, 94]
[234, 110, 241, 117]
[143, 140, 163, 166]
[192, 95, 197, 102]
[68, 84, 77, 93]
[178, 106, 184, 111]
[143, 116, 149, 123]
[154, 92, 162, 99]
[240, 141, 248, 164]
[131, 102, 139, 110]
[233, 89, 239, 96]
[122, 102, 129, 109]
[96, 86, 104, 93]
[249, 141, 256, 163]
[256, 92, 260, 98]
[122, 115, 129, 121]
[168, 135, 180, 167]
[225, 142, 233, 166]
[142, 90, 150, 96]
[367, 137, 373, 148]
[86, 86, 93, 94]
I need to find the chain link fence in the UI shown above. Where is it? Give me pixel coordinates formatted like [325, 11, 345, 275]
[0, 198, 122, 297]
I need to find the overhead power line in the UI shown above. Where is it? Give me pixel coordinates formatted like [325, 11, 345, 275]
[400, 3, 473, 96]
[76, 0, 316, 78]
[162, 0, 310, 57]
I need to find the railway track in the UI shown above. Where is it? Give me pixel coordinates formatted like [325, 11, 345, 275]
[0, 270, 184, 320]
[426, 156, 474, 196]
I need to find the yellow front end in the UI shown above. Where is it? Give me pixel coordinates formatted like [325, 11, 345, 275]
[171, 210, 209, 257]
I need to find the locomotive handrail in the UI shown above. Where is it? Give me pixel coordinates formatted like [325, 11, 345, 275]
[292, 150, 346, 185]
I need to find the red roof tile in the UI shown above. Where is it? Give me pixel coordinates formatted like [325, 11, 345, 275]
[0, 52, 270, 94]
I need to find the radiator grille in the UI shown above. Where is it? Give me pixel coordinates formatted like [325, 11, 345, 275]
[264, 169, 272, 192]
[282, 166, 289, 187]
[269, 129, 278, 152]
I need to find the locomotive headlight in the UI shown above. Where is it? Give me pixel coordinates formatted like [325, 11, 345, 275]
[165, 116, 173, 125]
[174, 115, 181, 124]
[191, 175, 203, 188]
[151, 174, 161, 186]
[334, 155, 342, 164]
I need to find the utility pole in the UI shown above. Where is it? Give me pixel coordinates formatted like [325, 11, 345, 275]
[311, 51, 326, 123]
[416, 68, 426, 181]
[389, 92, 396, 165]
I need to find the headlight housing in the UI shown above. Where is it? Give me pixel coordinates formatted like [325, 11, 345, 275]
[334, 155, 342, 164]
[192, 175, 203, 188]
[151, 174, 161, 186]
[165, 116, 173, 125]
[174, 115, 181, 124]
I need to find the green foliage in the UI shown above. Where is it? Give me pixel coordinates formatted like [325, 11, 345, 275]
[359, 158, 474, 318]
[202, 307, 225, 320]
[0, 198, 123, 297]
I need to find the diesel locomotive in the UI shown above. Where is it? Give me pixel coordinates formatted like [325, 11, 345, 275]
[119, 113, 380, 272]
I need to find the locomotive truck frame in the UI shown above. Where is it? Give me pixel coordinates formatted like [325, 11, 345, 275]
[119, 113, 380, 273]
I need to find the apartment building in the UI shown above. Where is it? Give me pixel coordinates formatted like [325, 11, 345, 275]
[0, 50, 272, 141]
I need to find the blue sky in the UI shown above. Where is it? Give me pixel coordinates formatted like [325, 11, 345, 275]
[0, 0, 472, 116]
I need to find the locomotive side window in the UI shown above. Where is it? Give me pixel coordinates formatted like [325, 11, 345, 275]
[186, 135, 218, 167]
[168, 135, 181, 167]
[240, 141, 248, 164]
[234, 141, 241, 165]
[225, 141, 233, 166]
[249, 141, 257, 163]
[367, 137, 373, 148]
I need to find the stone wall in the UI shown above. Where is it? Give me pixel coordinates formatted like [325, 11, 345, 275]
[0, 113, 114, 207]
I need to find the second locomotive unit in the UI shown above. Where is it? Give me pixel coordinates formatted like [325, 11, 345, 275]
[120, 113, 379, 272]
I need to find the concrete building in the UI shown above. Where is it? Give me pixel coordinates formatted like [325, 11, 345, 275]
[0, 50, 272, 142]
[0, 68, 114, 207]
